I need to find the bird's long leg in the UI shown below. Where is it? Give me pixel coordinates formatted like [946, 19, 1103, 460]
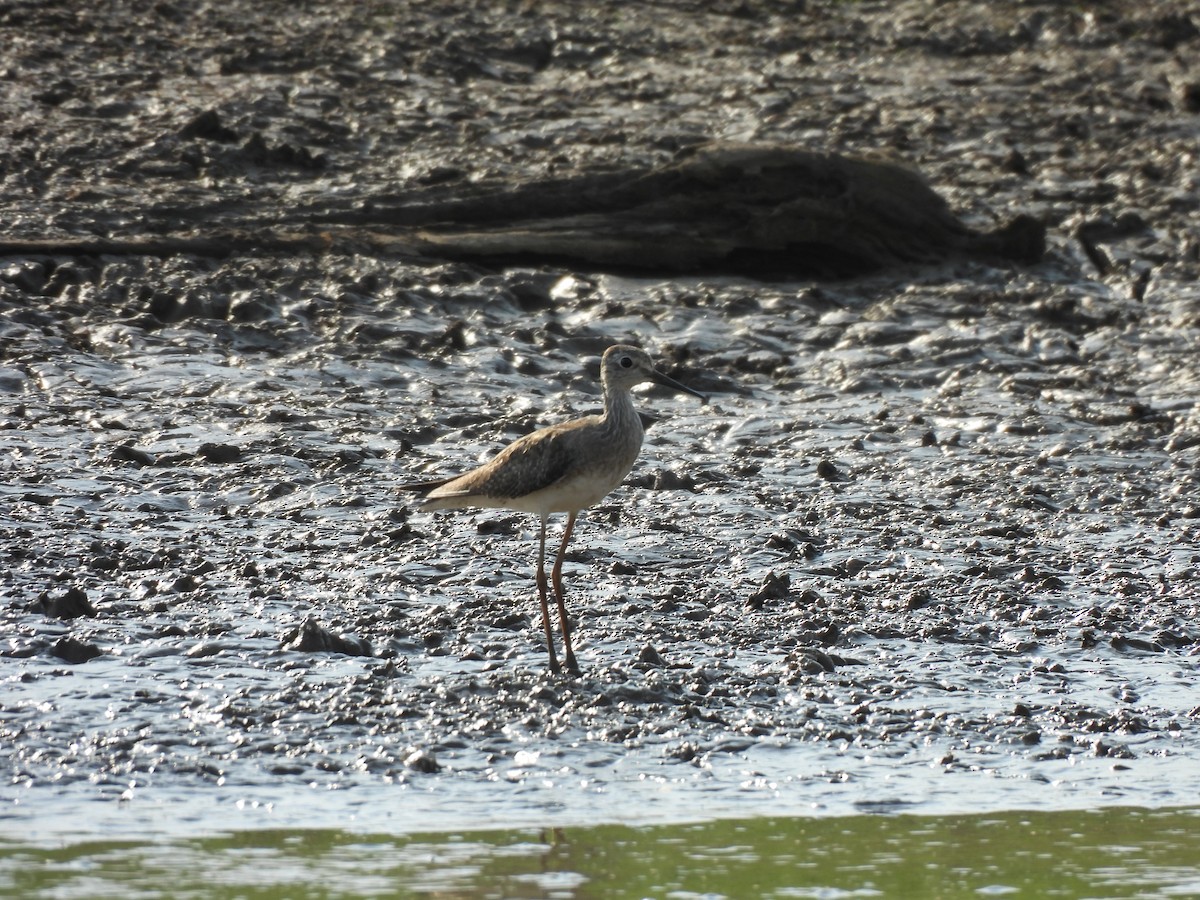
[551, 511, 580, 676]
[535, 514, 560, 674]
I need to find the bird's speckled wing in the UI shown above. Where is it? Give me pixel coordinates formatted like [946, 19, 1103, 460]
[419, 417, 597, 508]
[466, 424, 576, 500]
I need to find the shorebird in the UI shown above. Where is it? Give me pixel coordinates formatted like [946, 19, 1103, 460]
[406, 345, 706, 675]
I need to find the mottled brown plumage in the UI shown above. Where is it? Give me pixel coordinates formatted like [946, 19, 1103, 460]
[407, 345, 705, 674]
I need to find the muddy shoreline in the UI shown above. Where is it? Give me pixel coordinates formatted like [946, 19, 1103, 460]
[2, 0, 1198, 838]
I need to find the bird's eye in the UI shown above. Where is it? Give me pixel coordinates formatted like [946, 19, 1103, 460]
[619, 356, 634, 368]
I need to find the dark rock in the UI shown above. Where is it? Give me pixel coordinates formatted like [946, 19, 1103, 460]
[1110, 634, 1160, 653]
[112, 443, 156, 467]
[491, 611, 528, 630]
[637, 644, 667, 667]
[179, 109, 239, 143]
[89, 555, 118, 573]
[476, 517, 519, 535]
[227, 293, 277, 322]
[504, 272, 560, 310]
[50, 636, 102, 664]
[816, 459, 841, 481]
[0, 260, 49, 293]
[198, 442, 242, 463]
[746, 571, 791, 609]
[32, 586, 97, 619]
[651, 468, 699, 491]
[185, 641, 227, 658]
[1001, 146, 1029, 175]
[283, 617, 373, 657]
[1, 640, 38, 659]
[1150, 13, 1200, 49]
[239, 132, 325, 169]
[171, 574, 200, 593]
[1178, 81, 1200, 113]
[787, 647, 839, 675]
[766, 531, 797, 551]
[403, 747, 441, 773]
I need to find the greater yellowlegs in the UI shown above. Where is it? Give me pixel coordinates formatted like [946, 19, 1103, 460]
[407, 345, 706, 675]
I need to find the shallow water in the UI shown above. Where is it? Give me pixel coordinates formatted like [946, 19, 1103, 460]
[3, 806, 1197, 899]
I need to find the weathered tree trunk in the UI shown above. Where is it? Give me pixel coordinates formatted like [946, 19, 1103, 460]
[0, 144, 1045, 277]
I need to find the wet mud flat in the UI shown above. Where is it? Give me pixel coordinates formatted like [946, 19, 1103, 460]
[1, 0, 1199, 838]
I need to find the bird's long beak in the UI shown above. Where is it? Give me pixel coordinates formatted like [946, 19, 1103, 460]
[650, 368, 708, 404]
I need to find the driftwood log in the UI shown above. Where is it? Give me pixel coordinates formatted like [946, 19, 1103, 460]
[0, 144, 1044, 277]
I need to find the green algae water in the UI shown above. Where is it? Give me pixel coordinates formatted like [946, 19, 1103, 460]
[2, 806, 1196, 899]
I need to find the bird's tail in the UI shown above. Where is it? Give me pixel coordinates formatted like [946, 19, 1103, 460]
[400, 476, 457, 495]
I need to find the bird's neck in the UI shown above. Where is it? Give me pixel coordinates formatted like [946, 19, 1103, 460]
[601, 384, 640, 434]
